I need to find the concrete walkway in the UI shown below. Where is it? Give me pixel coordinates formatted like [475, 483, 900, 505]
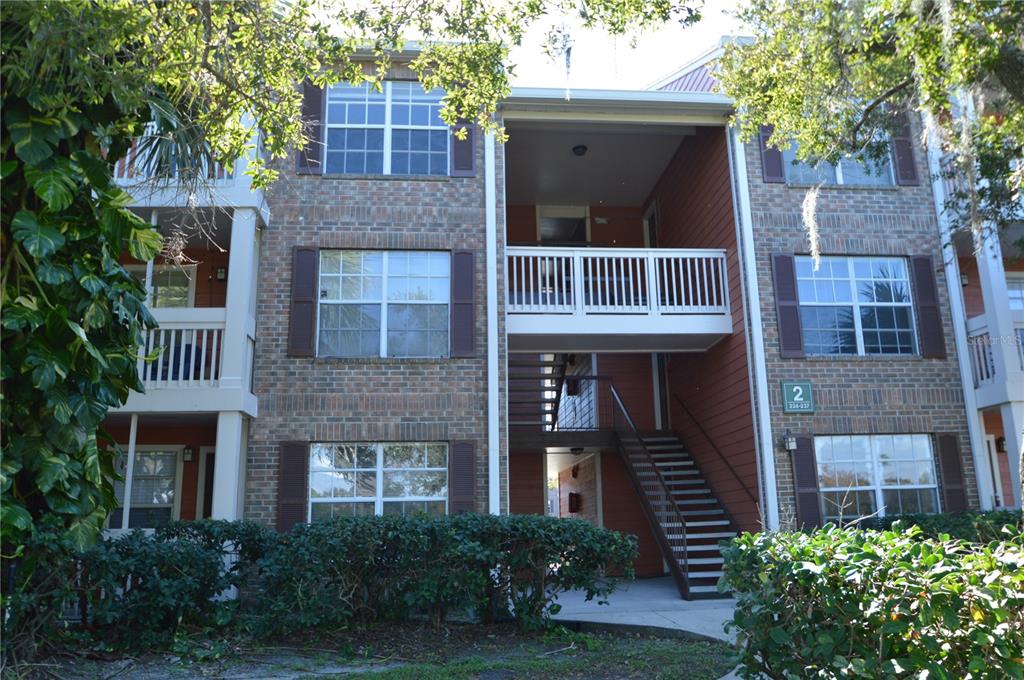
[552, 576, 737, 643]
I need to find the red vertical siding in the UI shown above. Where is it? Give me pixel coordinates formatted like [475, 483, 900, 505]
[597, 354, 656, 431]
[645, 126, 762, 532]
[506, 205, 537, 243]
[102, 418, 218, 522]
[600, 450, 664, 577]
[589, 206, 645, 247]
[509, 453, 546, 514]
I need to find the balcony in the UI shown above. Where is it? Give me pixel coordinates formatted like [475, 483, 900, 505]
[113, 125, 265, 214]
[506, 246, 732, 352]
[966, 312, 1024, 408]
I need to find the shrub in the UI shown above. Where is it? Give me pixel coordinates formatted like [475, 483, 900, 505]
[860, 510, 1022, 544]
[253, 513, 637, 635]
[721, 525, 1024, 679]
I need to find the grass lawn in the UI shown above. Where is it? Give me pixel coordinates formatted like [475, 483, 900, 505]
[51, 623, 736, 680]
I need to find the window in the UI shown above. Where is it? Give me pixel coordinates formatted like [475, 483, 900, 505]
[127, 264, 196, 308]
[317, 250, 450, 358]
[782, 145, 894, 186]
[797, 256, 918, 356]
[816, 434, 940, 522]
[309, 442, 448, 520]
[1007, 274, 1024, 311]
[109, 448, 182, 529]
[324, 82, 449, 176]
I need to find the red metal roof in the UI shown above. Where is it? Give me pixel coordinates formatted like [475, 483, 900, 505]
[659, 64, 718, 93]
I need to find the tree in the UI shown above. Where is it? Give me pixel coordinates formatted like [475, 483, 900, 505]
[716, 0, 1023, 509]
[1, 0, 700, 555]
[718, 0, 1023, 242]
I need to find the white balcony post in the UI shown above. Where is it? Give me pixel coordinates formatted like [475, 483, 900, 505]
[120, 413, 139, 530]
[572, 251, 586, 316]
[1000, 402, 1023, 508]
[211, 411, 247, 520]
[645, 252, 660, 313]
[219, 208, 258, 389]
[974, 232, 1021, 384]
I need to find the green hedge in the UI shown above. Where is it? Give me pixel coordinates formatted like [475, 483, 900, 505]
[860, 510, 1022, 544]
[721, 525, 1024, 679]
[2, 514, 636, 659]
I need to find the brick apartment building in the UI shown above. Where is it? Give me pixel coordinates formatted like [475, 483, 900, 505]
[104, 42, 1022, 599]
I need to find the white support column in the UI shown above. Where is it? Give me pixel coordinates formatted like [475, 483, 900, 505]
[145, 211, 157, 305]
[1000, 402, 1023, 508]
[485, 130, 501, 515]
[121, 414, 139, 530]
[974, 232, 1021, 384]
[211, 411, 247, 520]
[220, 208, 258, 390]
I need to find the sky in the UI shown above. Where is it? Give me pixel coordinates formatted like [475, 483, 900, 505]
[509, 1, 742, 90]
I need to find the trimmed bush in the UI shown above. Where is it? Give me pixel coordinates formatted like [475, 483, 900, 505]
[721, 525, 1024, 679]
[255, 513, 637, 634]
[860, 510, 1022, 544]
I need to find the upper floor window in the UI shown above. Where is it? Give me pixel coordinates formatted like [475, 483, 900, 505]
[127, 264, 196, 308]
[317, 250, 450, 358]
[797, 256, 918, 356]
[325, 82, 449, 176]
[1007, 273, 1024, 311]
[782, 145, 894, 186]
[816, 434, 939, 522]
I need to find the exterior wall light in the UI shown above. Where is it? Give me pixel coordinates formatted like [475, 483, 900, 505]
[782, 430, 798, 452]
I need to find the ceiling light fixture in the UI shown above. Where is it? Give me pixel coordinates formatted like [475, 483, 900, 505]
[572, 144, 588, 157]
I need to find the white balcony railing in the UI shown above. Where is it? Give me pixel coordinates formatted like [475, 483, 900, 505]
[507, 247, 730, 316]
[967, 315, 1024, 388]
[114, 125, 235, 185]
[139, 308, 226, 389]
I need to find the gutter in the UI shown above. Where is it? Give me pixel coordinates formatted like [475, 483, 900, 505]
[485, 130, 501, 514]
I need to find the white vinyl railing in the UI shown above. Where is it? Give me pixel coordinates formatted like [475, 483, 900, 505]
[114, 124, 234, 185]
[507, 247, 730, 316]
[967, 329, 996, 387]
[139, 308, 226, 389]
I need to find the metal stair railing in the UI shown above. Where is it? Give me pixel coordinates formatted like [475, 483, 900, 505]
[609, 384, 691, 599]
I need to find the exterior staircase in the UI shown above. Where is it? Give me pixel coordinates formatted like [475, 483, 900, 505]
[507, 355, 570, 431]
[618, 431, 737, 598]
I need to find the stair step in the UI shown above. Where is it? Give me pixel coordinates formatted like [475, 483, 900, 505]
[676, 543, 723, 552]
[686, 570, 724, 579]
[688, 585, 723, 595]
[678, 509, 725, 516]
[660, 519, 729, 528]
[654, 460, 695, 467]
[637, 469, 700, 478]
[660, 478, 706, 486]
[644, 444, 687, 451]
[684, 532, 736, 540]
[684, 557, 724, 565]
[645, 452, 690, 459]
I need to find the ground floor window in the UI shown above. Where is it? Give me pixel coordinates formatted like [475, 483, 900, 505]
[309, 442, 448, 520]
[815, 434, 939, 522]
[109, 447, 183, 529]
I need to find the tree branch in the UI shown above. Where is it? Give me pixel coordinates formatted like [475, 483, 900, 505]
[849, 77, 913, 146]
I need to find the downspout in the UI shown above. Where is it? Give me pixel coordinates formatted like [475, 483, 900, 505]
[727, 127, 780, 531]
[485, 130, 501, 515]
[921, 112, 994, 510]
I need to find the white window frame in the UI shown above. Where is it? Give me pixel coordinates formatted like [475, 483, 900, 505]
[783, 144, 895, 186]
[307, 442, 449, 519]
[316, 250, 451, 359]
[1006, 272, 1024, 312]
[796, 256, 919, 356]
[815, 434, 941, 522]
[126, 263, 197, 308]
[322, 81, 449, 176]
[109, 445, 185, 531]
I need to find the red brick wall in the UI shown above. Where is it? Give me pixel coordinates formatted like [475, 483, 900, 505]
[600, 450, 664, 577]
[509, 453, 545, 514]
[102, 418, 217, 521]
[645, 126, 761, 532]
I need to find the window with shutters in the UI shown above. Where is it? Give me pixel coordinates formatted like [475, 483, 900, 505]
[781, 144, 895, 186]
[324, 82, 449, 176]
[317, 250, 450, 358]
[816, 434, 940, 522]
[108, 447, 183, 529]
[796, 256, 918, 356]
[308, 442, 448, 519]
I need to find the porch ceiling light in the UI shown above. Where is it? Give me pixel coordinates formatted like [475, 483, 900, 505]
[572, 144, 588, 157]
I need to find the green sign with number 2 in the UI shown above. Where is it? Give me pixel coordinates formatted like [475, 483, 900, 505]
[782, 381, 814, 413]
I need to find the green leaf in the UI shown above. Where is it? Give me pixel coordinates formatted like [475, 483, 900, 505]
[66, 319, 108, 367]
[0, 159, 17, 179]
[37, 455, 69, 493]
[128, 225, 163, 261]
[770, 627, 790, 645]
[27, 166, 76, 210]
[37, 260, 74, 285]
[1, 503, 33, 531]
[11, 210, 65, 258]
[71, 150, 112, 190]
[8, 117, 57, 165]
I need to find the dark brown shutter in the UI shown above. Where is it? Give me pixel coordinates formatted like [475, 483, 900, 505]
[296, 80, 324, 175]
[936, 433, 967, 514]
[890, 110, 918, 186]
[771, 254, 805, 358]
[450, 250, 475, 357]
[909, 255, 946, 358]
[450, 122, 476, 177]
[759, 125, 785, 183]
[449, 440, 476, 514]
[288, 247, 318, 357]
[791, 435, 823, 530]
[277, 441, 310, 532]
